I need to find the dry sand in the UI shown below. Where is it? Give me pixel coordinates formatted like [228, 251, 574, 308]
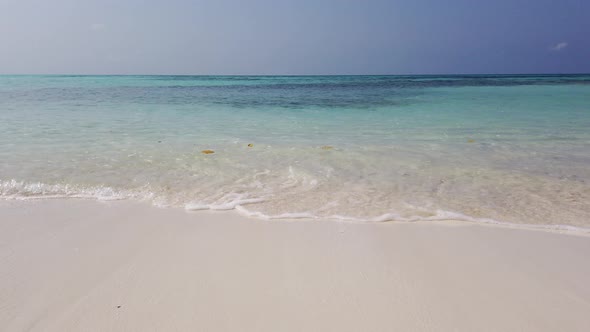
[0, 199, 589, 332]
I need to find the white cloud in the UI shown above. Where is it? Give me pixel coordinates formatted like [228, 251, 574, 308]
[90, 23, 106, 31]
[551, 42, 568, 51]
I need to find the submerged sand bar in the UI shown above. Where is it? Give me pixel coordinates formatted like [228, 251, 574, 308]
[1, 199, 589, 331]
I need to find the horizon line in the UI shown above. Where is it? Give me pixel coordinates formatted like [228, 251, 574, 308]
[1, 72, 589, 77]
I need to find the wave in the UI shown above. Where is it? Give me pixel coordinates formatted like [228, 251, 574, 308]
[234, 205, 590, 234]
[1, 179, 588, 234]
[0, 179, 150, 201]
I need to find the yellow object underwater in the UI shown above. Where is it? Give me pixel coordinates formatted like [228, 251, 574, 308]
[321, 146, 333, 150]
[201, 150, 215, 154]
[247, 143, 254, 147]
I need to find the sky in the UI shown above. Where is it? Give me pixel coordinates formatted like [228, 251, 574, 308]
[0, 0, 588, 75]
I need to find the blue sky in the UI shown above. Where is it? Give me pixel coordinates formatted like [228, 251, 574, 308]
[0, 0, 588, 74]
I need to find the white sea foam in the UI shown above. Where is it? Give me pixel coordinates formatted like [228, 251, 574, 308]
[234, 204, 590, 234]
[2, 178, 589, 234]
[0, 179, 136, 201]
[185, 196, 266, 211]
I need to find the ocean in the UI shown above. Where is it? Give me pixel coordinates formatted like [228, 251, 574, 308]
[1, 75, 589, 229]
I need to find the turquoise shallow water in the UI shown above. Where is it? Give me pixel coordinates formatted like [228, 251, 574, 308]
[1, 75, 589, 228]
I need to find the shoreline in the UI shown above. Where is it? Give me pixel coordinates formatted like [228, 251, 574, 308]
[1, 199, 589, 331]
[2, 195, 590, 237]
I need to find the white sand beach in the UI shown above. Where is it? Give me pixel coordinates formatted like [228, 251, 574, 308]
[1, 199, 589, 332]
